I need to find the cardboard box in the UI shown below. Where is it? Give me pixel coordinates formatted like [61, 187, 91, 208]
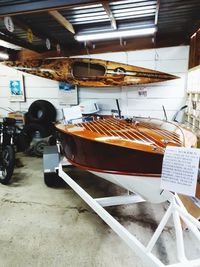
[8, 112, 25, 125]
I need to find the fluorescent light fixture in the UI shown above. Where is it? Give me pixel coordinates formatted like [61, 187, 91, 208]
[0, 51, 9, 60]
[72, 11, 106, 19]
[0, 39, 22, 50]
[72, 18, 110, 25]
[73, 14, 108, 23]
[75, 27, 156, 42]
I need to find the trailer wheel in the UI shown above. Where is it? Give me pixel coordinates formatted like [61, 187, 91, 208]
[44, 172, 64, 187]
[34, 140, 49, 157]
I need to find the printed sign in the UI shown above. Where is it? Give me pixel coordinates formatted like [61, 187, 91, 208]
[58, 82, 78, 105]
[9, 75, 25, 102]
[62, 105, 82, 124]
[161, 146, 200, 196]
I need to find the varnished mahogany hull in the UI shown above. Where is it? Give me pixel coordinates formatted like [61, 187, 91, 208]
[59, 132, 163, 176]
[3, 58, 178, 87]
[56, 117, 197, 203]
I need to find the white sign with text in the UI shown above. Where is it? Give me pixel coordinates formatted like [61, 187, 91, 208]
[161, 146, 200, 196]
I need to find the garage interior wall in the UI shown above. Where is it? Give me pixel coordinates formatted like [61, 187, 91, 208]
[0, 45, 189, 120]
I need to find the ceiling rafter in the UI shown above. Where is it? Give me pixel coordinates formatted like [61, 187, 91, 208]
[48, 10, 75, 34]
[102, 1, 117, 30]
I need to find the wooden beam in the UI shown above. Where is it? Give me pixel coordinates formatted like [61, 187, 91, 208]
[189, 28, 200, 69]
[14, 49, 42, 61]
[102, 2, 117, 30]
[0, 0, 101, 17]
[74, 34, 188, 56]
[15, 34, 188, 60]
[48, 10, 75, 34]
[178, 184, 200, 229]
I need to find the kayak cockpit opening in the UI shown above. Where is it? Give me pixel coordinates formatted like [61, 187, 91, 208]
[72, 61, 106, 78]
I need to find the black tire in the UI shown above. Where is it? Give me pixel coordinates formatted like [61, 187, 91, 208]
[44, 172, 63, 187]
[15, 131, 32, 152]
[48, 135, 57, 146]
[34, 140, 49, 157]
[23, 123, 52, 139]
[0, 145, 15, 185]
[28, 100, 56, 124]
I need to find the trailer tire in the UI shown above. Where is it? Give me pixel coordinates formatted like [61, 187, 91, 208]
[34, 140, 49, 157]
[44, 172, 63, 187]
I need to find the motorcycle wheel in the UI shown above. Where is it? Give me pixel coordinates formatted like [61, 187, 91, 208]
[0, 145, 15, 185]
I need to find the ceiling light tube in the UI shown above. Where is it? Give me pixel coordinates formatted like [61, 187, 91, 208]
[0, 51, 9, 60]
[75, 27, 156, 42]
[0, 39, 22, 50]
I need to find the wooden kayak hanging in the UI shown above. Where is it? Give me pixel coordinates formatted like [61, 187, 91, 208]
[2, 57, 178, 87]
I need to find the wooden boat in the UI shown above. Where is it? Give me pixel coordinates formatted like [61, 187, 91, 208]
[55, 117, 197, 203]
[3, 58, 178, 86]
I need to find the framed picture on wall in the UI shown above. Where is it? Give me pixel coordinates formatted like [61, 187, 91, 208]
[58, 82, 78, 105]
[9, 74, 25, 102]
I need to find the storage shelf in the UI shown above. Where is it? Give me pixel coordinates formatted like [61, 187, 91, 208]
[185, 65, 200, 145]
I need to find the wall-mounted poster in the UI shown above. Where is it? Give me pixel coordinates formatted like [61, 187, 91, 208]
[58, 82, 78, 105]
[9, 75, 25, 102]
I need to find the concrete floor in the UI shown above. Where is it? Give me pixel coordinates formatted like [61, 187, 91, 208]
[0, 153, 199, 267]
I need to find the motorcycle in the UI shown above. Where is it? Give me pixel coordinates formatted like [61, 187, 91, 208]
[0, 118, 16, 185]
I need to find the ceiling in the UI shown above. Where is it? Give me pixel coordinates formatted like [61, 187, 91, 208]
[0, 0, 199, 59]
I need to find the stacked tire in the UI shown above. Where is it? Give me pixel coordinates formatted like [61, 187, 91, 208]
[21, 100, 57, 156]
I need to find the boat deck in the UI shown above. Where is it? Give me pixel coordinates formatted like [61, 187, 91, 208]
[56, 117, 183, 155]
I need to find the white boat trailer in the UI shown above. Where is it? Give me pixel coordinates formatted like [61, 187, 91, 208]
[56, 161, 200, 267]
[43, 146, 200, 267]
